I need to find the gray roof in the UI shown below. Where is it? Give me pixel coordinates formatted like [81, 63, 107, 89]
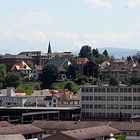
[19, 51, 47, 56]
[24, 98, 50, 106]
[0, 55, 33, 59]
[46, 57, 68, 68]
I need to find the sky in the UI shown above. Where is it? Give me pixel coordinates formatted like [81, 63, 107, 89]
[0, 0, 140, 54]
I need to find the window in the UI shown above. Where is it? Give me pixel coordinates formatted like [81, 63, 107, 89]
[53, 99, 56, 103]
[81, 88, 85, 92]
[90, 96, 93, 100]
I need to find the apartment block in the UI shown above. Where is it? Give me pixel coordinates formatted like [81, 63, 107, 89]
[80, 86, 140, 121]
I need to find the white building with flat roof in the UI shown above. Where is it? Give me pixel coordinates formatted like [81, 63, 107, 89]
[80, 86, 140, 121]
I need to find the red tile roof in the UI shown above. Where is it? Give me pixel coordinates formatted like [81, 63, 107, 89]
[62, 125, 120, 140]
[0, 121, 13, 127]
[43, 133, 76, 140]
[32, 121, 107, 130]
[75, 58, 89, 65]
[0, 124, 44, 135]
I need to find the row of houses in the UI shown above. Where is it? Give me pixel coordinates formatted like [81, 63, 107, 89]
[1, 44, 140, 82]
[2, 120, 140, 140]
[0, 42, 74, 80]
[0, 87, 80, 108]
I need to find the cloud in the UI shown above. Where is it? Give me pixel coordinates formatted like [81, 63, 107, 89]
[10, 11, 55, 31]
[0, 30, 140, 54]
[86, 0, 112, 10]
[127, 0, 140, 8]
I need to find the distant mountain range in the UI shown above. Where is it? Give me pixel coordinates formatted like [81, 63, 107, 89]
[73, 47, 139, 58]
[99, 48, 139, 58]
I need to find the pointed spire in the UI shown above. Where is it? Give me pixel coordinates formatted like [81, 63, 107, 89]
[48, 41, 52, 53]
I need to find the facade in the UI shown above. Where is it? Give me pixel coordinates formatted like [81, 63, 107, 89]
[0, 54, 33, 71]
[11, 60, 32, 78]
[100, 60, 140, 81]
[46, 57, 71, 80]
[18, 51, 48, 68]
[32, 64, 43, 80]
[0, 88, 80, 108]
[80, 86, 140, 121]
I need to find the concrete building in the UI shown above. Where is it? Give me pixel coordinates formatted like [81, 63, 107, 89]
[80, 86, 140, 121]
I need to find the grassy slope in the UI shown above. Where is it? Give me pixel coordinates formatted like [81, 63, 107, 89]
[16, 82, 40, 95]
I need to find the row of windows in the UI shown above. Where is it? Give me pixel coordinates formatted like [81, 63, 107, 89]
[82, 112, 131, 118]
[0, 97, 22, 101]
[82, 96, 140, 101]
[81, 87, 140, 93]
[82, 104, 140, 110]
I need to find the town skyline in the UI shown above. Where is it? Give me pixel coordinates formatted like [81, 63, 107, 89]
[0, 0, 140, 54]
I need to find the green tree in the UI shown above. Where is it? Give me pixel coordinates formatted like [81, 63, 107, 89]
[127, 56, 132, 62]
[102, 49, 109, 59]
[75, 75, 88, 85]
[79, 45, 92, 59]
[115, 135, 127, 140]
[5, 72, 21, 88]
[66, 64, 77, 79]
[92, 48, 99, 58]
[0, 64, 7, 89]
[109, 76, 118, 86]
[97, 54, 108, 64]
[110, 55, 115, 63]
[41, 64, 59, 89]
[64, 81, 78, 93]
[83, 60, 98, 78]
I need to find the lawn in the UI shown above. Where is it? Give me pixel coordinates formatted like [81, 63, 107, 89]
[16, 82, 40, 95]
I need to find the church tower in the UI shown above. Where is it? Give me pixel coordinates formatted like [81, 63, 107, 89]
[47, 41, 53, 60]
[48, 41, 52, 54]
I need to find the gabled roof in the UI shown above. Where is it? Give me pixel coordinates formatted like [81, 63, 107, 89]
[0, 124, 44, 135]
[43, 133, 76, 140]
[46, 57, 69, 68]
[62, 125, 120, 140]
[75, 57, 89, 65]
[0, 121, 13, 127]
[108, 121, 140, 131]
[32, 121, 107, 130]
[11, 60, 31, 71]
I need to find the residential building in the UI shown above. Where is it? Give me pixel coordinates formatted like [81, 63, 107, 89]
[100, 60, 140, 81]
[18, 51, 48, 68]
[32, 120, 107, 136]
[46, 57, 71, 80]
[75, 57, 89, 74]
[32, 64, 43, 80]
[0, 54, 33, 71]
[43, 125, 120, 140]
[0, 88, 80, 108]
[108, 121, 140, 140]
[80, 86, 140, 121]
[0, 124, 44, 140]
[11, 60, 32, 78]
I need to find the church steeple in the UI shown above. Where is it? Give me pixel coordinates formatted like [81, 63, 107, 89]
[48, 41, 52, 53]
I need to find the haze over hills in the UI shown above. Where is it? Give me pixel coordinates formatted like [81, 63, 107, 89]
[74, 48, 139, 58]
[99, 48, 139, 58]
